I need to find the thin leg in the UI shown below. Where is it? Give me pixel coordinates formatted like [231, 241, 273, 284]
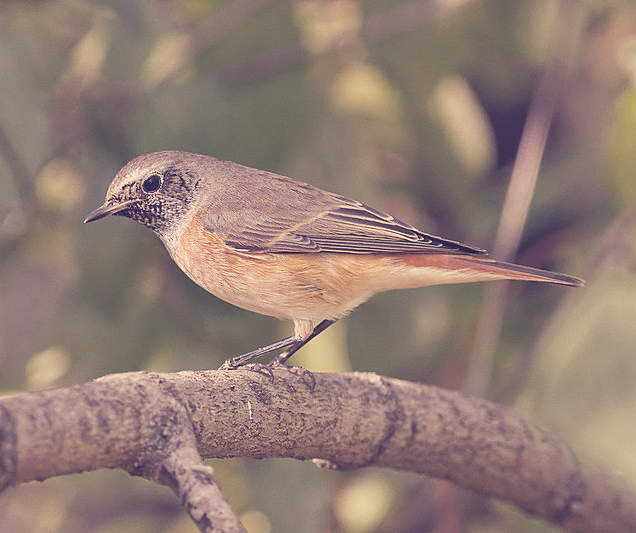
[220, 335, 296, 369]
[272, 319, 336, 366]
[219, 319, 337, 370]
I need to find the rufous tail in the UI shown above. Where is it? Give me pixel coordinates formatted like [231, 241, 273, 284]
[451, 256, 584, 286]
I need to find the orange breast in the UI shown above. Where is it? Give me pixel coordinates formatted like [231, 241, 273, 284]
[166, 216, 423, 321]
[166, 216, 501, 322]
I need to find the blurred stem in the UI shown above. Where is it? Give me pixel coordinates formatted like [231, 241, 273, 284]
[142, 0, 274, 89]
[496, 202, 636, 403]
[0, 122, 35, 211]
[0, 122, 36, 259]
[217, 0, 483, 86]
[461, 0, 587, 398]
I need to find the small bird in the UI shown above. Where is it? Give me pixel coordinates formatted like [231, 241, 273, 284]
[85, 151, 583, 368]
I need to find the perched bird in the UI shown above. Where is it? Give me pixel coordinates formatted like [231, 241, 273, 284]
[85, 151, 583, 368]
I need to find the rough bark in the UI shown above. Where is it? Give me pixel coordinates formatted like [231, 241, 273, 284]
[0, 368, 634, 532]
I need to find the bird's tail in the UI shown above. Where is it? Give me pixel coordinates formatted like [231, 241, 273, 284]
[392, 253, 584, 288]
[450, 256, 584, 287]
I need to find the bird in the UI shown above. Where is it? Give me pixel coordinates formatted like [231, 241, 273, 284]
[85, 150, 584, 369]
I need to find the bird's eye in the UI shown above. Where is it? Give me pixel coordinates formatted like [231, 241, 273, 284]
[142, 174, 162, 193]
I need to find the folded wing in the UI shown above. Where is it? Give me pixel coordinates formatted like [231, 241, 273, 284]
[205, 194, 486, 256]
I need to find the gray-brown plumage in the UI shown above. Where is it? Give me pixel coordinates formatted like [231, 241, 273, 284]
[86, 151, 583, 366]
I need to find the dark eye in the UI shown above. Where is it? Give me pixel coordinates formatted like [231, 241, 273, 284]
[142, 174, 162, 193]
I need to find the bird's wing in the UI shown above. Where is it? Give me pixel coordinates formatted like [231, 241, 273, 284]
[204, 193, 486, 256]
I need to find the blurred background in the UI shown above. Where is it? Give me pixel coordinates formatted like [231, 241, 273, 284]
[1, 0, 636, 531]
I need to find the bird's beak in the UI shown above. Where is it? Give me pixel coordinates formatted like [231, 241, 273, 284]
[84, 199, 137, 223]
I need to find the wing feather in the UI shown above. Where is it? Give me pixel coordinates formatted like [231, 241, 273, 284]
[205, 193, 486, 256]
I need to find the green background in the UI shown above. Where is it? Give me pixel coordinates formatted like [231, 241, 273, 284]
[1, 0, 635, 531]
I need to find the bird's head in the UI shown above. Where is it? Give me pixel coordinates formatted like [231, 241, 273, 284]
[84, 151, 205, 238]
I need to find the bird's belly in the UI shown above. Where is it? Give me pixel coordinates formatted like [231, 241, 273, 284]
[165, 217, 483, 323]
[165, 222, 417, 322]
[165, 226, 331, 321]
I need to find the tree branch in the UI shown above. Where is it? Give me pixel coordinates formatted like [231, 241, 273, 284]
[1, 369, 634, 532]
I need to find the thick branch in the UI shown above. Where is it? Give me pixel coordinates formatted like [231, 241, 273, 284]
[0, 369, 634, 532]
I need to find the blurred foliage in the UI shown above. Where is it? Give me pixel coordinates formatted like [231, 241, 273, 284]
[1, 0, 636, 531]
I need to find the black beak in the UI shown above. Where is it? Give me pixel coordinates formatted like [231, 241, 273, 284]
[84, 200, 137, 223]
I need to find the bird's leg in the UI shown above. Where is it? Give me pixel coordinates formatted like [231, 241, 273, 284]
[271, 319, 336, 366]
[220, 336, 297, 369]
[219, 319, 336, 370]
